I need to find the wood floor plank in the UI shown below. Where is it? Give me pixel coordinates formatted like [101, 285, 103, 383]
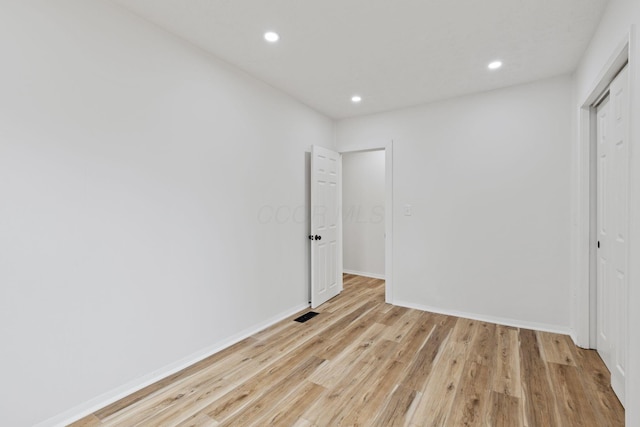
[215, 356, 325, 425]
[315, 313, 379, 361]
[246, 381, 325, 427]
[382, 308, 424, 342]
[547, 362, 598, 427]
[448, 318, 478, 346]
[292, 418, 314, 427]
[308, 323, 386, 388]
[492, 325, 522, 397]
[410, 341, 468, 427]
[378, 305, 410, 327]
[401, 316, 457, 392]
[468, 321, 497, 366]
[320, 285, 378, 314]
[519, 328, 559, 427]
[372, 385, 420, 427]
[379, 302, 396, 314]
[487, 391, 523, 427]
[314, 299, 378, 342]
[67, 414, 102, 427]
[72, 275, 624, 427]
[445, 320, 498, 427]
[316, 339, 399, 426]
[391, 311, 435, 364]
[447, 360, 492, 426]
[174, 412, 219, 427]
[568, 347, 624, 426]
[203, 346, 326, 422]
[537, 331, 577, 366]
[336, 358, 408, 426]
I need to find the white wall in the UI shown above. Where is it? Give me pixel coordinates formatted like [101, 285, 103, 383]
[342, 151, 385, 278]
[0, 1, 333, 426]
[572, 1, 640, 424]
[337, 76, 573, 332]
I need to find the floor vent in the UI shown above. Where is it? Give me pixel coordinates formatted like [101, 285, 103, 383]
[294, 312, 319, 323]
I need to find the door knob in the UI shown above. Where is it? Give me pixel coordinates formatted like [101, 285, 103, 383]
[315, 235, 322, 241]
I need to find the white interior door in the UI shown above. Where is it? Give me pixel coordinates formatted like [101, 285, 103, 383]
[310, 145, 342, 308]
[596, 65, 629, 405]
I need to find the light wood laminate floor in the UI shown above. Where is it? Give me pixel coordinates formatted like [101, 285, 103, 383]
[71, 274, 624, 426]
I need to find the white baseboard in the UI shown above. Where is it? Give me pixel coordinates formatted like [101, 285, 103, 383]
[569, 329, 579, 346]
[36, 302, 310, 427]
[393, 299, 571, 336]
[343, 269, 385, 280]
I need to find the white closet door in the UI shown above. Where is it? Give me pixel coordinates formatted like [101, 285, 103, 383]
[596, 65, 629, 406]
[596, 94, 613, 372]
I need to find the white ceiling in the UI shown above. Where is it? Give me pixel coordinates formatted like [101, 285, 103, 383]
[113, 0, 609, 119]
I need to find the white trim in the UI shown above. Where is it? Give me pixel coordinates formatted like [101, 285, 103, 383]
[574, 33, 630, 349]
[343, 269, 385, 280]
[581, 37, 630, 108]
[338, 152, 344, 293]
[626, 23, 640, 426]
[36, 302, 310, 427]
[339, 141, 394, 304]
[385, 142, 394, 304]
[394, 300, 571, 336]
[339, 143, 388, 153]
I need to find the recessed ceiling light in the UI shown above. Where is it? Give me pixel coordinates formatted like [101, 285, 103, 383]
[351, 95, 362, 103]
[488, 60, 503, 70]
[264, 31, 279, 43]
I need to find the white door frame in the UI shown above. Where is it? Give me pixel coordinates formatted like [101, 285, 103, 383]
[567, 24, 640, 425]
[575, 35, 629, 349]
[339, 141, 394, 303]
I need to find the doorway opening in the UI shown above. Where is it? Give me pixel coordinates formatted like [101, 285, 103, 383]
[340, 143, 393, 303]
[342, 150, 386, 280]
[308, 143, 393, 308]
